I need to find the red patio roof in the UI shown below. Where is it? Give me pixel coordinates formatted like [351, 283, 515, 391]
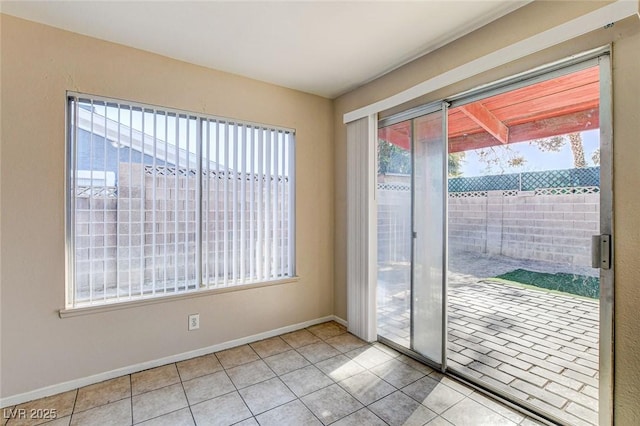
[379, 66, 600, 153]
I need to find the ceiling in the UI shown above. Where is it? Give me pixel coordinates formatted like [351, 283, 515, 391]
[1, 1, 530, 99]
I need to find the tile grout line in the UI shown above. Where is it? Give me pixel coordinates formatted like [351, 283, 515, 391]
[62, 383, 80, 425]
[290, 328, 346, 425]
[299, 325, 368, 425]
[209, 331, 329, 422]
[175, 361, 198, 426]
[129, 374, 133, 426]
[9, 322, 533, 426]
[219, 346, 258, 424]
[251, 327, 342, 424]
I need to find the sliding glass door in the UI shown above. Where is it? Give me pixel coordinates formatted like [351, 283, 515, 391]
[445, 61, 607, 426]
[412, 108, 447, 367]
[376, 53, 612, 425]
[377, 103, 448, 368]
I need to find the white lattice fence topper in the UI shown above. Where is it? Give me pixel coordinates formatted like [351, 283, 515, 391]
[75, 186, 118, 198]
[145, 165, 288, 182]
[448, 191, 488, 198]
[378, 183, 410, 191]
[534, 186, 599, 195]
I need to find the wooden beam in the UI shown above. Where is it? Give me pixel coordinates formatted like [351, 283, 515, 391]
[449, 108, 599, 153]
[449, 99, 600, 138]
[459, 102, 509, 144]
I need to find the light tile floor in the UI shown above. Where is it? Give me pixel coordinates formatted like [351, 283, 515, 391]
[2, 321, 545, 426]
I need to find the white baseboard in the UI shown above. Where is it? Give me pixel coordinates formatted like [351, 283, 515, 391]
[332, 315, 347, 327]
[0, 315, 346, 408]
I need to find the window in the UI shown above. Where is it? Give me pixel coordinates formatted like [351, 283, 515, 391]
[66, 93, 295, 309]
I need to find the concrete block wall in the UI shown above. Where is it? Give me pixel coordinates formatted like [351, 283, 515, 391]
[74, 196, 119, 299]
[449, 194, 488, 253]
[378, 188, 599, 268]
[498, 192, 598, 266]
[73, 164, 290, 300]
[77, 175, 596, 296]
[377, 189, 412, 264]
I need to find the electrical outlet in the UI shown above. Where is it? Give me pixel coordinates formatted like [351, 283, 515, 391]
[188, 314, 200, 331]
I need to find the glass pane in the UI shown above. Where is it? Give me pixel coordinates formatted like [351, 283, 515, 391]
[201, 123, 293, 288]
[69, 96, 295, 308]
[446, 65, 600, 424]
[413, 110, 446, 363]
[70, 100, 199, 306]
[376, 120, 412, 347]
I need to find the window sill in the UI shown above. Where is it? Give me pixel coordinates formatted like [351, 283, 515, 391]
[59, 276, 301, 318]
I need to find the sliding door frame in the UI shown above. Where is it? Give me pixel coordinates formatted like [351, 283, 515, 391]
[373, 47, 613, 426]
[411, 103, 449, 370]
[597, 52, 614, 426]
[377, 101, 449, 370]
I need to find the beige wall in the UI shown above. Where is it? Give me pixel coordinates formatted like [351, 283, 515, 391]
[609, 27, 640, 425]
[0, 15, 334, 398]
[333, 2, 639, 423]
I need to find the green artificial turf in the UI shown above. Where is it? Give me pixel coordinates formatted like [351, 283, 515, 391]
[494, 269, 599, 299]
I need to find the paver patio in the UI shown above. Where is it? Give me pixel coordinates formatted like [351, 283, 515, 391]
[377, 251, 599, 426]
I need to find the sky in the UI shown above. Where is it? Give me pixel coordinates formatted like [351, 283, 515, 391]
[89, 102, 291, 176]
[458, 129, 600, 177]
[93, 101, 598, 180]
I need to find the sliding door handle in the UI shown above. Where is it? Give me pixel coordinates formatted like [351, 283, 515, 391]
[591, 234, 611, 270]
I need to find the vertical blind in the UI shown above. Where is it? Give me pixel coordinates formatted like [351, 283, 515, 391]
[66, 93, 295, 308]
[346, 116, 378, 342]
